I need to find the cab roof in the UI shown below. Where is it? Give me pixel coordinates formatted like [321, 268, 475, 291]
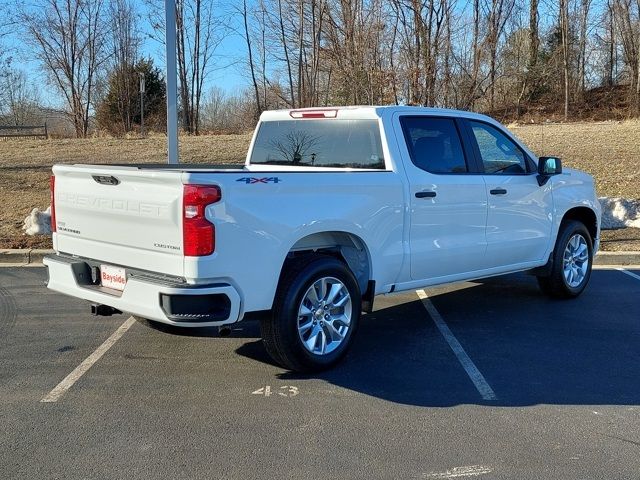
[259, 105, 497, 123]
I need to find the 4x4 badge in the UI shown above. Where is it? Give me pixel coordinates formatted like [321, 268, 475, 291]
[236, 177, 281, 184]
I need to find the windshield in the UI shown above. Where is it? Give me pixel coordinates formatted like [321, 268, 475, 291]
[249, 119, 385, 169]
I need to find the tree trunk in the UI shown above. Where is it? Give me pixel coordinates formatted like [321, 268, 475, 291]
[560, 0, 570, 120]
[242, 0, 261, 120]
[525, 0, 538, 104]
[278, 0, 295, 107]
[297, 0, 304, 107]
[176, 0, 191, 132]
[577, 0, 591, 100]
[469, 0, 480, 109]
[606, 1, 615, 87]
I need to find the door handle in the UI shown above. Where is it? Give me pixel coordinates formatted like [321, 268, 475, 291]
[415, 190, 437, 198]
[490, 188, 507, 195]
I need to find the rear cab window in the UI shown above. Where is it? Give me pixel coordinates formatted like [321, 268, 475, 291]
[249, 119, 385, 169]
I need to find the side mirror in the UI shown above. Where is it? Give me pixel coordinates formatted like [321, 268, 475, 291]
[537, 156, 562, 186]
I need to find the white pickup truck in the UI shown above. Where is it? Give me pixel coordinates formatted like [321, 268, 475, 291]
[44, 106, 601, 371]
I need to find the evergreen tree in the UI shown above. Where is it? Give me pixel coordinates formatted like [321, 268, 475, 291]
[97, 58, 166, 135]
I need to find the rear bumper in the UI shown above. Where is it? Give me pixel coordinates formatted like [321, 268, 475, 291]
[43, 254, 242, 327]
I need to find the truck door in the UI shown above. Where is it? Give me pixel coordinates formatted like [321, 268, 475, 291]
[464, 119, 553, 267]
[395, 115, 488, 280]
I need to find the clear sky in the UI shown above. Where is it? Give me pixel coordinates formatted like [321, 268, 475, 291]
[2, 1, 250, 109]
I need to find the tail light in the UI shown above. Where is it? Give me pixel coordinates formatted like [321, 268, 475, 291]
[183, 185, 221, 256]
[50, 175, 57, 233]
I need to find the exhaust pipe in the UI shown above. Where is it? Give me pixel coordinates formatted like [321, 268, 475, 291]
[91, 304, 122, 317]
[218, 325, 232, 337]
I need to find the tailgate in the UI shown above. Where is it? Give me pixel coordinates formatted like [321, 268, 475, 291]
[52, 164, 185, 276]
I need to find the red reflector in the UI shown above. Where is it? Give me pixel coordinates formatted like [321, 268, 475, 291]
[184, 218, 214, 256]
[50, 175, 56, 233]
[289, 109, 338, 119]
[183, 185, 221, 256]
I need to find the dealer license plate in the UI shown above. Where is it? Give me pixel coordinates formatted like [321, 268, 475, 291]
[100, 264, 127, 291]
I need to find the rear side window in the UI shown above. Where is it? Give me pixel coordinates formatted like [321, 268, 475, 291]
[249, 119, 385, 169]
[401, 117, 468, 174]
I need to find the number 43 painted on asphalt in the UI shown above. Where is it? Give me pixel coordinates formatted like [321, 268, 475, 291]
[252, 386, 299, 397]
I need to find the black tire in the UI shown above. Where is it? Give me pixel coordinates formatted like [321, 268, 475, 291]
[537, 220, 593, 299]
[261, 254, 361, 372]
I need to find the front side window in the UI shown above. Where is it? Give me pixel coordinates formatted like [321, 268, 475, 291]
[249, 119, 385, 169]
[401, 117, 468, 174]
[470, 121, 528, 174]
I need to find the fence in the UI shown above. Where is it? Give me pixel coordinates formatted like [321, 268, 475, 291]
[0, 123, 48, 140]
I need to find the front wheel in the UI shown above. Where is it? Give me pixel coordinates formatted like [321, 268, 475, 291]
[261, 255, 361, 372]
[537, 220, 593, 298]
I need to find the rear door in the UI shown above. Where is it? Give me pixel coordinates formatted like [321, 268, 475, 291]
[395, 115, 488, 280]
[464, 119, 553, 267]
[52, 165, 186, 276]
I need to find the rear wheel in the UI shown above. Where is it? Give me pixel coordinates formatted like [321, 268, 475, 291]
[261, 255, 361, 372]
[537, 220, 593, 298]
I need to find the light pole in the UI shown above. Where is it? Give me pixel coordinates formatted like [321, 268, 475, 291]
[138, 72, 145, 137]
[165, 0, 178, 163]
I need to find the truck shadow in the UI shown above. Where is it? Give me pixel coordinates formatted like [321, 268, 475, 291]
[141, 320, 221, 338]
[237, 271, 640, 407]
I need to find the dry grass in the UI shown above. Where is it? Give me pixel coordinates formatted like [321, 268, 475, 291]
[509, 121, 640, 200]
[1, 123, 638, 250]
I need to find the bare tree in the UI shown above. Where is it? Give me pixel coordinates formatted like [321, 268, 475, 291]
[201, 86, 255, 132]
[233, 0, 639, 118]
[576, 0, 592, 99]
[485, 0, 515, 111]
[241, 0, 262, 118]
[388, 11, 400, 105]
[419, 0, 448, 106]
[440, 2, 453, 107]
[108, 0, 141, 133]
[0, 68, 41, 125]
[20, 0, 107, 137]
[278, 0, 296, 106]
[603, 0, 618, 87]
[526, 0, 539, 101]
[612, 0, 640, 115]
[289, 0, 326, 107]
[0, 4, 11, 68]
[559, 0, 570, 119]
[468, 0, 482, 109]
[201, 85, 226, 128]
[148, 0, 229, 134]
[529, 0, 539, 75]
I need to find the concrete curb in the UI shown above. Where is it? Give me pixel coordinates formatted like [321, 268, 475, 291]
[1, 248, 640, 267]
[0, 249, 55, 265]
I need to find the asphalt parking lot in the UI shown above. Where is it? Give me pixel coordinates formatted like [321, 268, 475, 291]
[1, 266, 640, 479]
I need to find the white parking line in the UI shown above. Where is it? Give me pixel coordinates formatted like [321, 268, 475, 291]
[416, 290, 497, 401]
[41, 316, 136, 403]
[616, 268, 640, 282]
[423, 465, 492, 479]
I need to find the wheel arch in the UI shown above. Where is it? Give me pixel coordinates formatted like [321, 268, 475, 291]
[281, 231, 372, 296]
[560, 206, 598, 244]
